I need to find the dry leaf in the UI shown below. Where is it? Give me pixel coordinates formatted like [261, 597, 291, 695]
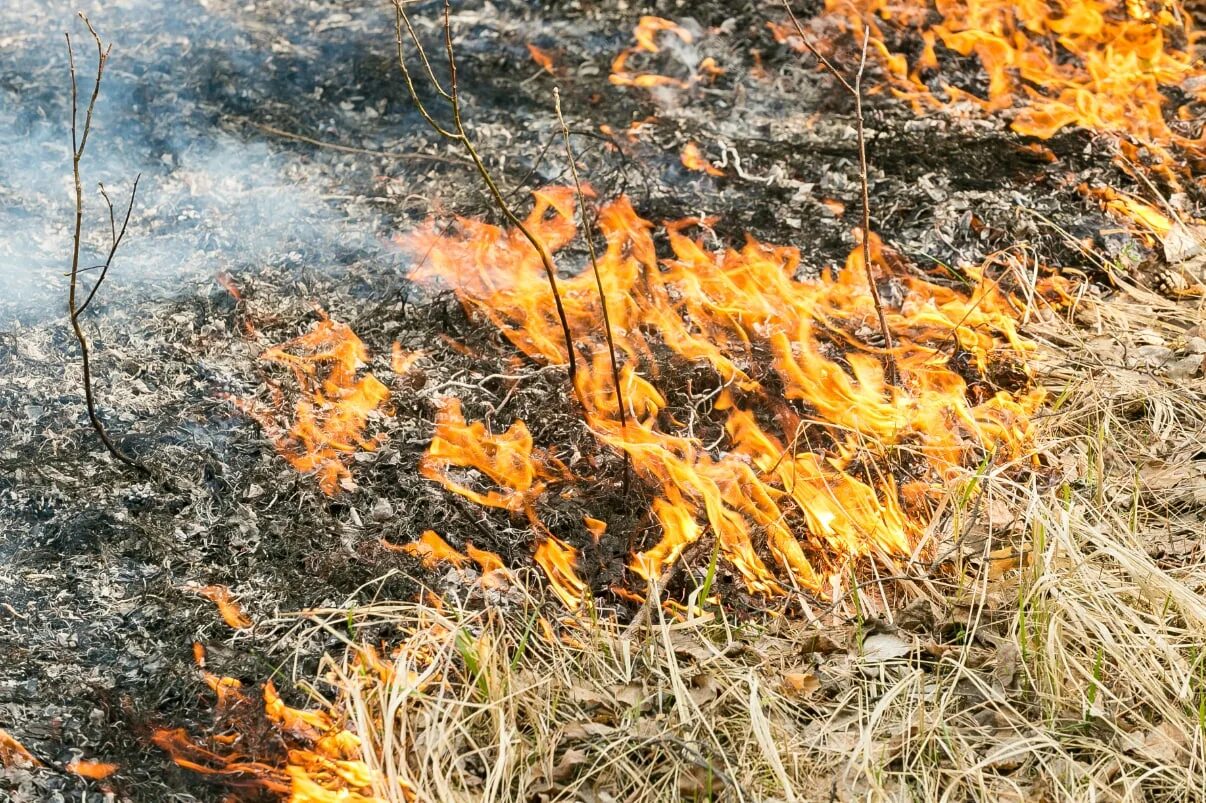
[859, 632, 913, 663]
[782, 671, 820, 697]
[1124, 721, 1187, 765]
[561, 721, 615, 740]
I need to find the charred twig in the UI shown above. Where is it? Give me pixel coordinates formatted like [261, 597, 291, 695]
[780, 2, 897, 385]
[66, 16, 147, 474]
[392, 0, 581, 403]
[552, 88, 632, 495]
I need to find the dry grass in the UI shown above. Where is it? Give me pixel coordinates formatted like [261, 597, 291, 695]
[276, 281, 1206, 803]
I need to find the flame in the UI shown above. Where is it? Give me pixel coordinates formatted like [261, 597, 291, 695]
[67, 759, 118, 780]
[403, 188, 1046, 598]
[420, 398, 564, 511]
[681, 141, 725, 176]
[534, 535, 589, 610]
[398, 530, 471, 570]
[0, 728, 39, 769]
[1081, 183, 1175, 241]
[815, 0, 1204, 172]
[610, 16, 715, 90]
[236, 315, 391, 495]
[391, 343, 425, 376]
[189, 584, 253, 630]
[154, 645, 408, 802]
[527, 43, 556, 74]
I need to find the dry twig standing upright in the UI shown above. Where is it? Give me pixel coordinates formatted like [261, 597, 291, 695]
[781, 1, 897, 384]
[392, 0, 581, 403]
[552, 88, 631, 494]
[65, 15, 146, 473]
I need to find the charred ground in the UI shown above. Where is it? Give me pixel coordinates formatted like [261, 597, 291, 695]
[1, 0, 1201, 800]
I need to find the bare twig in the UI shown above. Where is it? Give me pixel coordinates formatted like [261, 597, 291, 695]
[66, 15, 147, 473]
[392, 0, 581, 402]
[552, 88, 632, 495]
[780, 2, 897, 385]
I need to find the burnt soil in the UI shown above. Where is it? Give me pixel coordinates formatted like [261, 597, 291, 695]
[1, 0, 1200, 800]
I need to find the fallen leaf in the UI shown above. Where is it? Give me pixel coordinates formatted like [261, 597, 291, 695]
[859, 632, 913, 663]
[782, 671, 820, 697]
[561, 721, 615, 740]
[1124, 721, 1187, 765]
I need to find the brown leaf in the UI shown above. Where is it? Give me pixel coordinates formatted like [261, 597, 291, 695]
[561, 721, 615, 740]
[782, 671, 820, 698]
[1124, 721, 1188, 765]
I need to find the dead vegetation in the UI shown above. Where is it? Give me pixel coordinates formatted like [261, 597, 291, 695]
[244, 279, 1205, 803]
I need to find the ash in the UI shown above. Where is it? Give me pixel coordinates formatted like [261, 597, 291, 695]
[0, 0, 1192, 799]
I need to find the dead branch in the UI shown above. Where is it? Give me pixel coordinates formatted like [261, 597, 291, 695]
[552, 88, 632, 495]
[392, 0, 581, 403]
[66, 15, 147, 474]
[780, 1, 897, 385]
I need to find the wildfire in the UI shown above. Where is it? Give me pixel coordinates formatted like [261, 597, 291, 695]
[403, 187, 1046, 598]
[188, 584, 253, 630]
[810, 0, 1204, 174]
[610, 16, 720, 91]
[153, 644, 408, 803]
[680, 141, 725, 176]
[235, 315, 391, 495]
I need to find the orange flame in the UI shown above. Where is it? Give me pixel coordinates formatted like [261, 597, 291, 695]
[67, 759, 119, 780]
[189, 584, 253, 630]
[816, 0, 1204, 174]
[420, 398, 564, 511]
[403, 188, 1046, 598]
[681, 141, 725, 176]
[1081, 183, 1175, 241]
[237, 315, 391, 494]
[610, 16, 714, 90]
[0, 729, 40, 769]
[398, 530, 472, 570]
[154, 644, 409, 802]
[527, 43, 556, 74]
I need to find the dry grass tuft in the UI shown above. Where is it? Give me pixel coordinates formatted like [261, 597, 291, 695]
[273, 281, 1206, 802]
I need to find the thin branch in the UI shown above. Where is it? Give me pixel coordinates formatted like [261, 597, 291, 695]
[780, 2, 897, 385]
[553, 88, 631, 495]
[66, 15, 147, 474]
[392, 0, 581, 399]
[76, 175, 139, 317]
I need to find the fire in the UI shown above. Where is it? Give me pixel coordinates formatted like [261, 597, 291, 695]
[66, 759, 118, 780]
[527, 43, 556, 74]
[813, 0, 1204, 172]
[403, 187, 1046, 598]
[396, 530, 471, 570]
[1081, 183, 1176, 243]
[153, 645, 408, 802]
[680, 141, 725, 176]
[0, 728, 39, 769]
[420, 398, 564, 511]
[236, 315, 391, 495]
[188, 584, 253, 630]
[610, 16, 718, 91]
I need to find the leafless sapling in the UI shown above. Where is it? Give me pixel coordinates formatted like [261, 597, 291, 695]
[66, 15, 147, 473]
[392, 0, 581, 405]
[780, 1, 897, 385]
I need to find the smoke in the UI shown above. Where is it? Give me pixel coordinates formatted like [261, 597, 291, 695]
[0, 0, 400, 329]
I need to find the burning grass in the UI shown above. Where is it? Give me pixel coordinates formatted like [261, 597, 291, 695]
[158, 284, 1206, 801]
[146, 0, 1206, 800]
